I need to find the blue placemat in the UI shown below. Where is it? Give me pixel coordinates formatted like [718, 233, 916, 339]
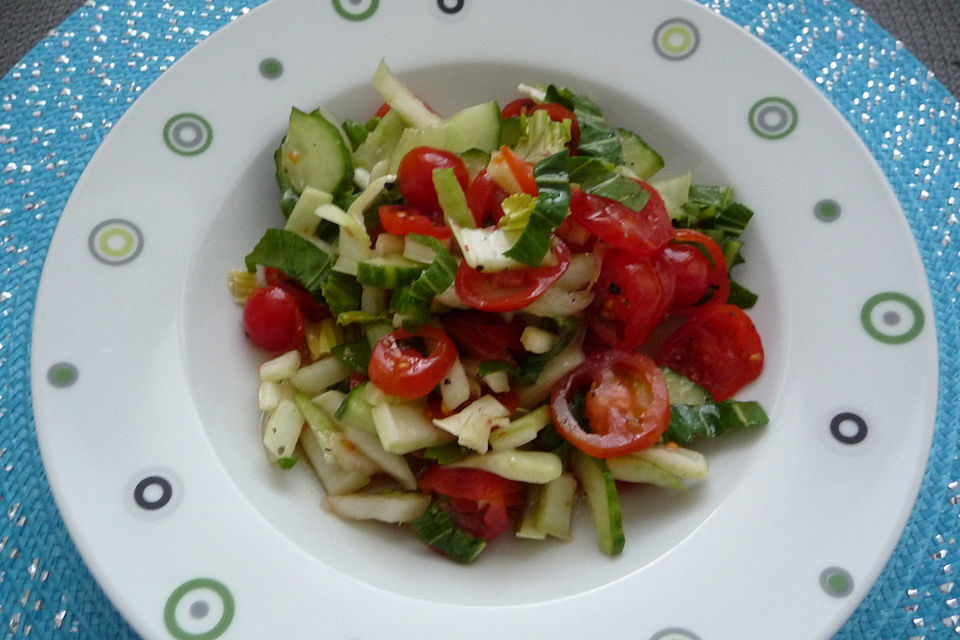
[1, 1, 958, 638]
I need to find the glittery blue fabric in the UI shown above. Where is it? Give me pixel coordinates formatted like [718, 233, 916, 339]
[1, 1, 958, 638]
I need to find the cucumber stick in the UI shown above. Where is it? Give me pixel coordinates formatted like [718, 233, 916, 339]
[276, 108, 354, 197]
[571, 450, 625, 556]
[617, 128, 664, 180]
[356, 255, 425, 288]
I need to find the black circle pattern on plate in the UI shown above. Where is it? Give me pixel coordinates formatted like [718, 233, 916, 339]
[437, 0, 464, 14]
[830, 412, 868, 445]
[134, 475, 174, 510]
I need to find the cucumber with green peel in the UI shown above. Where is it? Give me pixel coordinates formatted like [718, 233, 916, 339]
[334, 382, 378, 433]
[662, 367, 712, 405]
[388, 101, 502, 173]
[353, 108, 408, 171]
[605, 456, 686, 490]
[460, 148, 491, 180]
[295, 393, 379, 476]
[571, 450, 624, 556]
[371, 400, 456, 454]
[299, 429, 370, 495]
[649, 172, 691, 220]
[276, 108, 354, 198]
[534, 472, 577, 540]
[446, 449, 563, 484]
[356, 254, 426, 288]
[617, 128, 664, 180]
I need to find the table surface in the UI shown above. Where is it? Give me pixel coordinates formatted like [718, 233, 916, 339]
[2, 1, 960, 640]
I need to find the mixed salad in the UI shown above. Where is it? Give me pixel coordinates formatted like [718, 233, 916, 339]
[229, 61, 768, 562]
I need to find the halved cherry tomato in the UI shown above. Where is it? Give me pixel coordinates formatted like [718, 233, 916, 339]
[455, 237, 571, 312]
[242, 286, 306, 352]
[263, 267, 331, 322]
[555, 215, 597, 253]
[466, 168, 508, 227]
[568, 181, 672, 256]
[663, 229, 730, 314]
[551, 351, 670, 458]
[378, 204, 452, 240]
[368, 326, 458, 399]
[441, 309, 525, 363]
[500, 98, 581, 151]
[590, 249, 675, 351]
[655, 304, 763, 401]
[419, 466, 523, 542]
[397, 146, 470, 214]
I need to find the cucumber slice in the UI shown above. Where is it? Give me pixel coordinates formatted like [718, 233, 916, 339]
[388, 101, 502, 173]
[535, 472, 577, 541]
[356, 255, 426, 288]
[662, 367, 712, 405]
[353, 108, 408, 171]
[334, 382, 378, 433]
[649, 172, 691, 220]
[571, 450, 624, 556]
[460, 148, 491, 180]
[371, 400, 455, 454]
[617, 128, 664, 180]
[276, 107, 354, 197]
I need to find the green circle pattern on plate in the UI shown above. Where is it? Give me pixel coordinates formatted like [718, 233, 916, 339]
[748, 96, 799, 139]
[861, 292, 925, 344]
[162, 113, 213, 156]
[259, 57, 283, 79]
[653, 18, 700, 60]
[88, 219, 144, 265]
[820, 567, 855, 597]
[332, 0, 379, 21]
[814, 198, 841, 222]
[163, 578, 234, 640]
[46, 362, 78, 388]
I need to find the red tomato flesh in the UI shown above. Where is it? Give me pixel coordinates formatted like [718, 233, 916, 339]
[455, 238, 571, 312]
[590, 249, 675, 351]
[397, 146, 469, 215]
[551, 351, 670, 458]
[378, 204, 452, 240]
[665, 229, 730, 314]
[243, 286, 306, 351]
[656, 304, 764, 401]
[263, 267, 331, 322]
[419, 466, 523, 542]
[568, 181, 672, 256]
[368, 326, 458, 399]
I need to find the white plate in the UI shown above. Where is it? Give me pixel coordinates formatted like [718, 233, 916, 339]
[30, 0, 938, 638]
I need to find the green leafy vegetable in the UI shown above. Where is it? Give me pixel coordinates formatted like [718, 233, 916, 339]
[321, 271, 363, 316]
[342, 119, 370, 150]
[497, 193, 537, 231]
[543, 85, 624, 165]
[411, 498, 486, 564]
[503, 151, 571, 266]
[244, 228, 332, 297]
[423, 443, 472, 464]
[566, 155, 650, 212]
[665, 401, 769, 444]
[279, 188, 299, 218]
[391, 234, 458, 327]
[277, 456, 298, 469]
[727, 280, 759, 309]
[331, 340, 372, 374]
[513, 109, 572, 163]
